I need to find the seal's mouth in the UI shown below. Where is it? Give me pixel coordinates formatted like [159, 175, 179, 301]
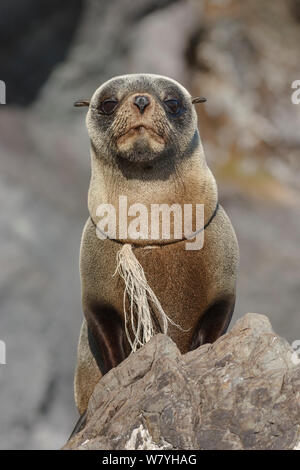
[117, 124, 165, 146]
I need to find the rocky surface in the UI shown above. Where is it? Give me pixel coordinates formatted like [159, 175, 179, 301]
[188, 0, 300, 200]
[65, 314, 300, 450]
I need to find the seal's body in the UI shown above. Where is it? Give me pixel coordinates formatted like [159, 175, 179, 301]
[74, 74, 239, 416]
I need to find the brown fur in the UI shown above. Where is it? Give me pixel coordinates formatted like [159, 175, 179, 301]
[73, 74, 239, 415]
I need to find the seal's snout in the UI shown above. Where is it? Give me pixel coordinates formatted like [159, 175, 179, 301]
[113, 90, 167, 162]
[133, 95, 150, 114]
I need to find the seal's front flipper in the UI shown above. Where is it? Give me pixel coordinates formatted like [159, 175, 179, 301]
[85, 302, 127, 375]
[190, 295, 236, 350]
[74, 319, 102, 415]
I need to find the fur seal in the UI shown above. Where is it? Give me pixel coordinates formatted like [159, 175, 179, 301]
[73, 74, 239, 421]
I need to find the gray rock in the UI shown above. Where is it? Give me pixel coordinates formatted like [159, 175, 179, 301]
[34, 0, 185, 121]
[65, 313, 300, 450]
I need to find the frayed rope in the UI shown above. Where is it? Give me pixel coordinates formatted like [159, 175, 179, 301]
[113, 243, 187, 353]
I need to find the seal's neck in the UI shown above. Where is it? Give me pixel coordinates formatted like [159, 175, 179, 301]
[89, 147, 216, 203]
[88, 146, 218, 242]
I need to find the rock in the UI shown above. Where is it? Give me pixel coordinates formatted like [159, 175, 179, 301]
[34, 0, 186, 122]
[0, 0, 84, 105]
[187, 0, 300, 199]
[64, 313, 300, 450]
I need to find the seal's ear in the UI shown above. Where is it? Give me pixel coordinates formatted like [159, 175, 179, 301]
[192, 97, 207, 104]
[74, 100, 90, 107]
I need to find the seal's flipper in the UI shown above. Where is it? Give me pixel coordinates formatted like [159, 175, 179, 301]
[68, 410, 87, 441]
[74, 319, 101, 415]
[84, 303, 127, 375]
[190, 295, 236, 350]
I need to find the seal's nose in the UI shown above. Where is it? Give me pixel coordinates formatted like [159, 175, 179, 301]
[133, 95, 150, 114]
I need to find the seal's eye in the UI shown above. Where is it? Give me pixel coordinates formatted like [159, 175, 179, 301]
[99, 99, 118, 115]
[164, 99, 181, 115]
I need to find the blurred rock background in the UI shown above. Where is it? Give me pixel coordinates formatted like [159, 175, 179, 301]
[0, 0, 299, 449]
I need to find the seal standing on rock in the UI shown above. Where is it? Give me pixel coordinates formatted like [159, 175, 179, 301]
[73, 74, 239, 421]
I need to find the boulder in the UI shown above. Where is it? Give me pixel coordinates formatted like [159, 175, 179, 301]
[64, 313, 300, 450]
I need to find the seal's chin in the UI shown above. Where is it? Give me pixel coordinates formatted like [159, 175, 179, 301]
[116, 126, 166, 163]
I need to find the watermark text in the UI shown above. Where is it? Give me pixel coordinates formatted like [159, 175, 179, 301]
[291, 80, 300, 104]
[95, 196, 207, 250]
[0, 80, 6, 104]
[0, 340, 6, 364]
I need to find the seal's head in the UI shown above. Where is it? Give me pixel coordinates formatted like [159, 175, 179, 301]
[76, 74, 206, 167]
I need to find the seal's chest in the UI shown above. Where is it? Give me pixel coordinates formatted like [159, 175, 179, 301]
[114, 243, 185, 352]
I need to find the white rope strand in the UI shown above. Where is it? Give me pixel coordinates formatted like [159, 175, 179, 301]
[114, 243, 186, 353]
